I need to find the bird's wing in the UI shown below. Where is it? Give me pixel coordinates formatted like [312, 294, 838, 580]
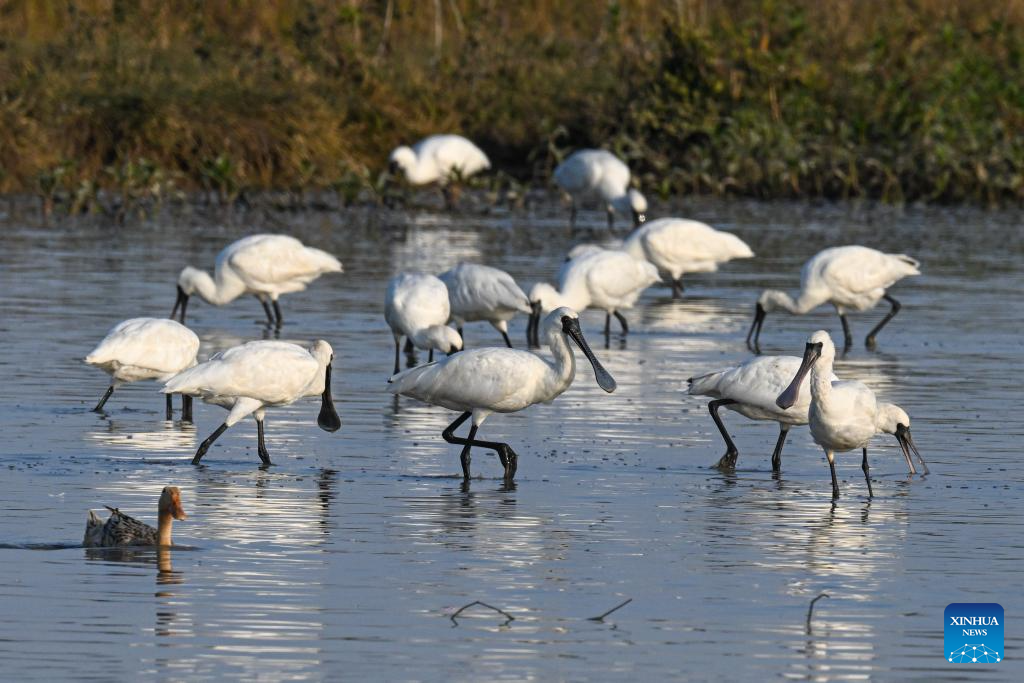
[164, 341, 317, 403]
[430, 136, 490, 174]
[101, 508, 157, 546]
[226, 235, 339, 290]
[85, 318, 199, 374]
[643, 220, 753, 265]
[387, 275, 451, 332]
[584, 252, 659, 304]
[813, 246, 917, 296]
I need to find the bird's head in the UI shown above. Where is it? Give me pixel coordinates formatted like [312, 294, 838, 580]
[388, 146, 416, 178]
[876, 403, 927, 474]
[545, 307, 617, 393]
[776, 330, 832, 409]
[159, 486, 187, 521]
[423, 325, 463, 356]
[170, 267, 205, 323]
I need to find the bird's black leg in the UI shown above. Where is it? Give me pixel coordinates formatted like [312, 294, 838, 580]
[604, 313, 611, 337]
[606, 206, 615, 229]
[93, 386, 115, 413]
[193, 423, 230, 465]
[671, 279, 684, 298]
[827, 450, 840, 498]
[272, 300, 284, 328]
[861, 447, 874, 497]
[181, 395, 193, 423]
[428, 348, 434, 363]
[256, 417, 272, 467]
[614, 311, 629, 335]
[501, 330, 512, 348]
[165, 393, 173, 420]
[403, 338, 415, 353]
[441, 411, 519, 481]
[393, 337, 401, 375]
[709, 399, 739, 469]
[771, 424, 790, 472]
[259, 298, 275, 325]
[839, 313, 853, 352]
[865, 294, 901, 348]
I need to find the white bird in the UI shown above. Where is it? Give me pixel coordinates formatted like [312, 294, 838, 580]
[387, 307, 616, 481]
[163, 340, 341, 466]
[86, 318, 200, 420]
[439, 263, 534, 348]
[385, 273, 464, 374]
[776, 330, 928, 498]
[687, 355, 837, 471]
[554, 149, 647, 228]
[172, 234, 342, 328]
[748, 245, 920, 352]
[388, 134, 491, 208]
[527, 249, 660, 344]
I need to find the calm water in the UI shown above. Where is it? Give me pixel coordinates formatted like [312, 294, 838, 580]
[0, 197, 1021, 681]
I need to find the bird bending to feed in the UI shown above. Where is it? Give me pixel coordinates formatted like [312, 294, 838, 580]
[527, 249, 659, 345]
[439, 263, 533, 348]
[163, 340, 341, 467]
[554, 149, 647, 228]
[171, 234, 342, 328]
[85, 317, 200, 420]
[83, 486, 186, 547]
[776, 330, 928, 498]
[388, 134, 491, 208]
[388, 307, 616, 481]
[687, 355, 837, 471]
[747, 245, 919, 352]
[385, 273, 463, 374]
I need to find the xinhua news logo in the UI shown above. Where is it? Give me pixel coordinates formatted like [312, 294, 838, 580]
[945, 603, 1003, 664]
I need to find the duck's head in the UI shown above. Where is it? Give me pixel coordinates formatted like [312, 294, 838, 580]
[388, 146, 416, 178]
[776, 330, 834, 409]
[544, 307, 617, 393]
[159, 486, 187, 521]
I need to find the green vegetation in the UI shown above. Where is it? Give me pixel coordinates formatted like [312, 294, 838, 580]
[1, 0, 1023, 211]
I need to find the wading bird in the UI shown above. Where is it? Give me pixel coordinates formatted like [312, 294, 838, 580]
[85, 317, 200, 420]
[171, 234, 342, 328]
[387, 307, 616, 481]
[385, 273, 464, 374]
[439, 263, 533, 348]
[554, 149, 647, 229]
[776, 330, 928, 498]
[388, 134, 491, 208]
[747, 245, 920, 352]
[163, 340, 341, 467]
[527, 249, 659, 345]
[687, 355, 837, 471]
[84, 486, 186, 547]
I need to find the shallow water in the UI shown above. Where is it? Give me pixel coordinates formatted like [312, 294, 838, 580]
[1, 197, 1021, 681]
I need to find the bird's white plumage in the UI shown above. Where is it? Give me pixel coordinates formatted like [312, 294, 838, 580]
[688, 355, 837, 425]
[389, 134, 491, 185]
[178, 234, 342, 306]
[622, 218, 754, 280]
[554, 149, 646, 218]
[86, 318, 200, 384]
[385, 273, 463, 353]
[163, 340, 331, 425]
[530, 249, 660, 316]
[439, 263, 532, 334]
[760, 245, 919, 315]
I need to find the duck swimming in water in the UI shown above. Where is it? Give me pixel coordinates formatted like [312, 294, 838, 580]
[83, 486, 186, 547]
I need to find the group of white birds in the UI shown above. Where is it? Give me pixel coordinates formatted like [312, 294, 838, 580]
[83, 133, 929, 546]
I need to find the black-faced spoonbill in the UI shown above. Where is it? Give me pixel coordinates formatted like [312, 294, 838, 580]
[527, 248, 659, 346]
[163, 340, 341, 467]
[172, 234, 342, 328]
[385, 273, 463, 374]
[388, 134, 491, 208]
[747, 245, 920, 352]
[84, 486, 186, 547]
[439, 263, 533, 348]
[387, 307, 616, 482]
[687, 355, 837, 471]
[776, 330, 928, 498]
[85, 318, 200, 420]
[554, 149, 647, 228]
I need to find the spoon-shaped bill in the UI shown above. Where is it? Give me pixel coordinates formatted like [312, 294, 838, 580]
[776, 341, 822, 409]
[895, 423, 928, 475]
[170, 285, 189, 323]
[317, 363, 342, 432]
[746, 302, 766, 352]
[562, 316, 617, 393]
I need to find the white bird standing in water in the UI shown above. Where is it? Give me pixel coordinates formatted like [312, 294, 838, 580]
[171, 234, 342, 328]
[687, 355, 837, 471]
[163, 340, 341, 467]
[85, 318, 200, 420]
[776, 330, 928, 498]
[388, 134, 491, 208]
[388, 307, 616, 481]
[527, 249, 659, 345]
[385, 273, 464, 374]
[439, 263, 533, 348]
[554, 149, 647, 228]
[748, 245, 920, 352]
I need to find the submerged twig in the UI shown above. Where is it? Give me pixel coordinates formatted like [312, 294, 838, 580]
[588, 598, 632, 622]
[805, 593, 829, 634]
[450, 601, 515, 627]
